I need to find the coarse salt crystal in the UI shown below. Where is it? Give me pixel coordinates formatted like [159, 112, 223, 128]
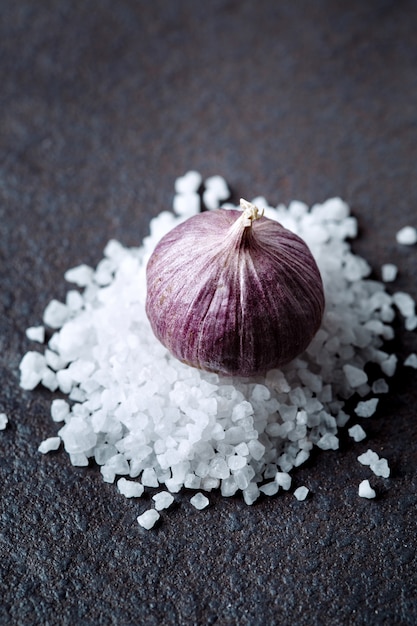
[404, 353, 417, 369]
[117, 477, 144, 498]
[275, 472, 291, 490]
[38, 437, 61, 454]
[190, 493, 210, 510]
[348, 424, 366, 442]
[358, 479, 376, 499]
[43, 299, 70, 329]
[152, 491, 175, 511]
[26, 326, 45, 343]
[381, 264, 398, 282]
[0, 413, 8, 430]
[64, 264, 94, 286]
[174, 171, 202, 195]
[137, 509, 160, 530]
[343, 364, 368, 388]
[396, 225, 417, 245]
[370, 457, 390, 478]
[357, 449, 379, 466]
[354, 398, 379, 418]
[294, 486, 309, 501]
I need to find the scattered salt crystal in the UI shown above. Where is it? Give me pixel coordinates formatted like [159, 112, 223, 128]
[343, 364, 368, 388]
[70, 453, 89, 466]
[0, 413, 8, 430]
[51, 399, 70, 422]
[393, 292, 415, 318]
[381, 264, 398, 282]
[317, 433, 339, 450]
[173, 193, 200, 217]
[404, 353, 417, 369]
[64, 264, 94, 286]
[355, 398, 379, 418]
[190, 493, 209, 510]
[38, 436, 61, 454]
[396, 225, 417, 245]
[275, 472, 292, 490]
[43, 299, 70, 329]
[117, 477, 144, 498]
[372, 378, 389, 394]
[358, 479, 376, 499]
[348, 424, 366, 442]
[259, 481, 279, 496]
[370, 457, 390, 478]
[174, 170, 202, 194]
[380, 354, 398, 377]
[357, 449, 379, 466]
[141, 467, 159, 487]
[26, 326, 45, 343]
[152, 491, 175, 510]
[203, 188, 221, 210]
[137, 509, 160, 530]
[242, 482, 260, 505]
[19, 351, 47, 390]
[294, 486, 309, 501]
[205, 175, 229, 199]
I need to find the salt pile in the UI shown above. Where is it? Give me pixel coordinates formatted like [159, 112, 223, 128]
[19, 172, 417, 527]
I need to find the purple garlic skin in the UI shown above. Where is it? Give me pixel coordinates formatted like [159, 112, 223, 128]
[145, 203, 325, 377]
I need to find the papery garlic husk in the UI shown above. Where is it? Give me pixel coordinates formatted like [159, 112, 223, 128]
[145, 200, 325, 377]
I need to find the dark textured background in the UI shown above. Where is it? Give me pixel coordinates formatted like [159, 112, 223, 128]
[1, 1, 417, 624]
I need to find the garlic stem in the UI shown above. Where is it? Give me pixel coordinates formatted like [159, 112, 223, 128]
[240, 198, 264, 227]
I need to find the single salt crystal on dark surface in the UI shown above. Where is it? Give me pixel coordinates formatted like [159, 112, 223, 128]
[0, 413, 8, 430]
[358, 479, 376, 499]
[381, 263, 398, 282]
[404, 353, 417, 368]
[152, 491, 175, 511]
[190, 493, 210, 510]
[348, 424, 366, 442]
[396, 225, 417, 245]
[38, 437, 61, 453]
[294, 486, 309, 501]
[354, 398, 379, 418]
[137, 509, 160, 530]
[117, 477, 144, 498]
[26, 326, 45, 343]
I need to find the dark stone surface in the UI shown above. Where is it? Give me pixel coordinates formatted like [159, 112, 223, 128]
[1, 1, 417, 624]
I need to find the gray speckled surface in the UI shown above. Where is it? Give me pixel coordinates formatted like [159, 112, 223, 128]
[1, 1, 417, 624]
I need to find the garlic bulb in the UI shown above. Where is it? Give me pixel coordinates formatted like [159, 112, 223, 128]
[145, 200, 325, 377]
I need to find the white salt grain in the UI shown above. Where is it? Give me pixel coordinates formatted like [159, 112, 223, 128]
[152, 491, 175, 511]
[190, 493, 209, 510]
[137, 509, 160, 530]
[294, 486, 309, 501]
[354, 398, 379, 418]
[43, 299, 70, 329]
[358, 479, 376, 499]
[275, 472, 292, 490]
[396, 225, 417, 245]
[0, 413, 8, 430]
[117, 477, 144, 498]
[19, 351, 47, 390]
[343, 364, 368, 388]
[174, 171, 202, 194]
[38, 437, 61, 453]
[381, 264, 398, 282]
[348, 424, 366, 442]
[370, 457, 390, 478]
[173, 193, 200, 217]
[357, 449, 379, 467]
[64, 264, 94, 286]
[141, 467, 159, 488]
[26, 326, 45, 343]
[404, 353, 417, 368]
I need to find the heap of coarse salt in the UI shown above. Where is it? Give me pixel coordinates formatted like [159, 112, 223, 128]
[18, 172, 417, 528]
